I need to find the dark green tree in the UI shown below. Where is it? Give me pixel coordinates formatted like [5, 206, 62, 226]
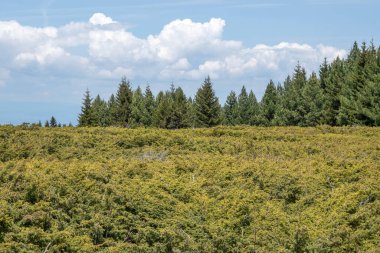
[194, 76, 221, 127]
[247, 90, 260, 125]
[115, 77, 133, 127]
[50, 116, 57, 128]
[130, 86, 145, 127]
[300, 72, 324, 126]
[107, 94, 118, 126]
[91, 95, 108, 126]
[141, 85, 155, 126]
[323, 57, 345, 125]
[78, 89, 93, 126]
[153, 91, 173, 128]
[223, 91, 239, 126]
[168, 87, 189, 129]
[238, 86, 251, 124]
[260, 80, 278, 125]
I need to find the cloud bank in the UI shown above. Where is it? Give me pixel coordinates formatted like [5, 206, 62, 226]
[0, 13, 346, 102]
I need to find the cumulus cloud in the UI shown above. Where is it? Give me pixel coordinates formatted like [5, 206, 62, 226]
[0, 13, 347, 93]
[89, 13, 116, 25]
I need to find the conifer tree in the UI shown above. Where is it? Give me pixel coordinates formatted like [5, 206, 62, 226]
[323, 57, 345, 125]
[50, 116, 57, 128]
[153, 91, 173, 128]
[168, 87, 189, 129]
[300, 72, 324, 126]
[130, 86, 145, 127]
[248, 90, 260, 125]
[91, 95, 108, 126]
[115, 77, 133, 127]
[260, 80, 278, 125]
[223, 91, 239, 125]
[44, 120, 49, 127]
[78, 89, 93, 126]
[194, 76, 221, 127]
[141, 85, 155, 126]
[238, 86, 250, 124]
[107, 94, 118, 126]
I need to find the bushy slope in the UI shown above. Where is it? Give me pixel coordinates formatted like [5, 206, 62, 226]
[0, 126, 379, 252]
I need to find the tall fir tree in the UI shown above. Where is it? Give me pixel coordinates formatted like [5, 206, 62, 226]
[168, 87, 189, 129]
[153, 91, 173, 128]
[247, 90, 260, 125]
[300, 72, 324, 126]
[130, 86, 145, 127]
[260, 80, 278, 125]
[50, 116, 57, 128]
[115, 77, 133, 127]
[323, 57, 345, 125]
[107, 94, 118, 126]
[141, 85, 155, 126]
[238, 86, 251, 124]
[91, 95, 109, 126]
[194, 76, 221, 127]
[78, 89, 93, 126]
[223, 91, 239, 125]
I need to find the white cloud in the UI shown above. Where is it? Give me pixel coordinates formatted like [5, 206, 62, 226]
[0, 14, 347, 96]
[89, 13, 116, 25]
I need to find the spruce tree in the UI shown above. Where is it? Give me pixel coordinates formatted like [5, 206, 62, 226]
[260, 80, 278, 125]
[238, 86, 250, 124]
[130, 86, 145, 127]
[223, 91, 239, 125]
[78, 89, 93, 126]
[50, 116, 57, 128]
[44, 120, 49, 127]
[91, 95, 108, 126]
[153, 91, 173, 128]
[115, 77, 133, 127]
[107, 94, 118, 126]
[141, 85, 155, 126]
[300, 72, 324, 126]
[168, 87, 189, 129]
[194, 76, 221, 127]
[248, 90, 260, 125]
[323, 57, 345, 125]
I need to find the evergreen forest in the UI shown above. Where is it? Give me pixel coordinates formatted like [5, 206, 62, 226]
[78, 41, 380, 128]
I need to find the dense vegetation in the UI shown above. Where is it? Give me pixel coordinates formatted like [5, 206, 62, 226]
[0, 125, 379, 252]
[78, 41, 380, 128]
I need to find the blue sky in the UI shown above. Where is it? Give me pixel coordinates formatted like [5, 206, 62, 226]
[0, 0, 379, 124]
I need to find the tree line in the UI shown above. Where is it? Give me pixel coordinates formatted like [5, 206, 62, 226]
[78, 41, 380, 128]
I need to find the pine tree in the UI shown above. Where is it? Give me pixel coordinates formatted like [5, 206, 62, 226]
[194, 76, 221, 127]
[130, 86, 145, 127]
[300, 72, 324, 126]
[78, 89, 93, 126]
[44, 120, 49, 127]
[168, 87, 189, 129]
[238, 86, 250, 124]
[115, 77, 133, 127]
[223, 91, 239, 125]
[260, 80, 278, 125]
[107, 94, 118, 126]
[153, 91, 173, 128]
[319, 58, 330, 91]
[91, 95, 108, 126]
[323, 57, 345, 125]
[141, 85, 155, 126]
[50, 116, 57, 128]
[248, 90, 260, 125]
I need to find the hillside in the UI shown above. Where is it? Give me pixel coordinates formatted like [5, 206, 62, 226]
[0, 126, 379, 252]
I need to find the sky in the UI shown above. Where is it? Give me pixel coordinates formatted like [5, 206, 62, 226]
[0, 0, 379, 125]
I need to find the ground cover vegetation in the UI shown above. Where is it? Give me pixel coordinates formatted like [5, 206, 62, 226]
[0, 125, 379, 252]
